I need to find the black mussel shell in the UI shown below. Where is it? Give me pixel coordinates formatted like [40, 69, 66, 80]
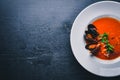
[88, 24, 97, 30]
[84, 34, 97, 43]
[91, 46, 100, 55]
[88, 29, 99, 38]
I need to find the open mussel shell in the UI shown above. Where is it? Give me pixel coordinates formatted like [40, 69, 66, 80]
[84, 32, 98, 43]
[89, 29, 99, 38]
[84, 24, 100, 55]
[87, 24, 99, 38]
[91, 46, 100, 55]
[85, 43, 101, 55]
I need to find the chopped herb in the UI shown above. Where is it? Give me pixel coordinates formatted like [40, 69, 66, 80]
[102, 33, 108, 38]
[100, 33, 114, 54]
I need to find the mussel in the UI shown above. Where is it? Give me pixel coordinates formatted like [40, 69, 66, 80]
[89, 29, 99, 38]
[84, 24, 99, 41]
[84, 30, 98, 43]
[84, 34, 97, 43]
[85, 43, 100, 55]
[88, 24, 97, 30]
[88, 24, 99, 38]
[91, 45, 100, 55]
[84, 24, 100, 55]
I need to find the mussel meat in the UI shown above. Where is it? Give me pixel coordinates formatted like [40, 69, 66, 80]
[84, 24, 101, 55]
[91, 45, 100, 55]
[84, 32, 98, 43]
[85, 43, 97, 50]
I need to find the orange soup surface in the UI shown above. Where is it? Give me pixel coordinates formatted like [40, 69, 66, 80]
[92, 17, 120, 60]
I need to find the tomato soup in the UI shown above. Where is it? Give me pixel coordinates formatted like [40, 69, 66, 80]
[92, 17, 120, 60]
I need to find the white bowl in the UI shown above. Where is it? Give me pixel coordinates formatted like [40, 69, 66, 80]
[70, 1, 120, 77]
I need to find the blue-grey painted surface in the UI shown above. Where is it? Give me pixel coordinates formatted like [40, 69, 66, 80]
[0, 0, 120, 80]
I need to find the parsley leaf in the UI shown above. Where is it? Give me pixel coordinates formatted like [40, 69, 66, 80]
[100, 33, 114, 54]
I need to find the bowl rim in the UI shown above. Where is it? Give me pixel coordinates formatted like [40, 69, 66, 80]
[70, 1, 120, 77]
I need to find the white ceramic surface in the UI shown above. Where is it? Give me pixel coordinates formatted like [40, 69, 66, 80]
[70, 1, 120, 77]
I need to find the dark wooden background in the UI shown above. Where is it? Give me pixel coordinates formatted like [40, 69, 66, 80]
[0, 0, 120, 80]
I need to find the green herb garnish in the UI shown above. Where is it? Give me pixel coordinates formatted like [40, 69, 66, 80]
[100, 33, 114, 54]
